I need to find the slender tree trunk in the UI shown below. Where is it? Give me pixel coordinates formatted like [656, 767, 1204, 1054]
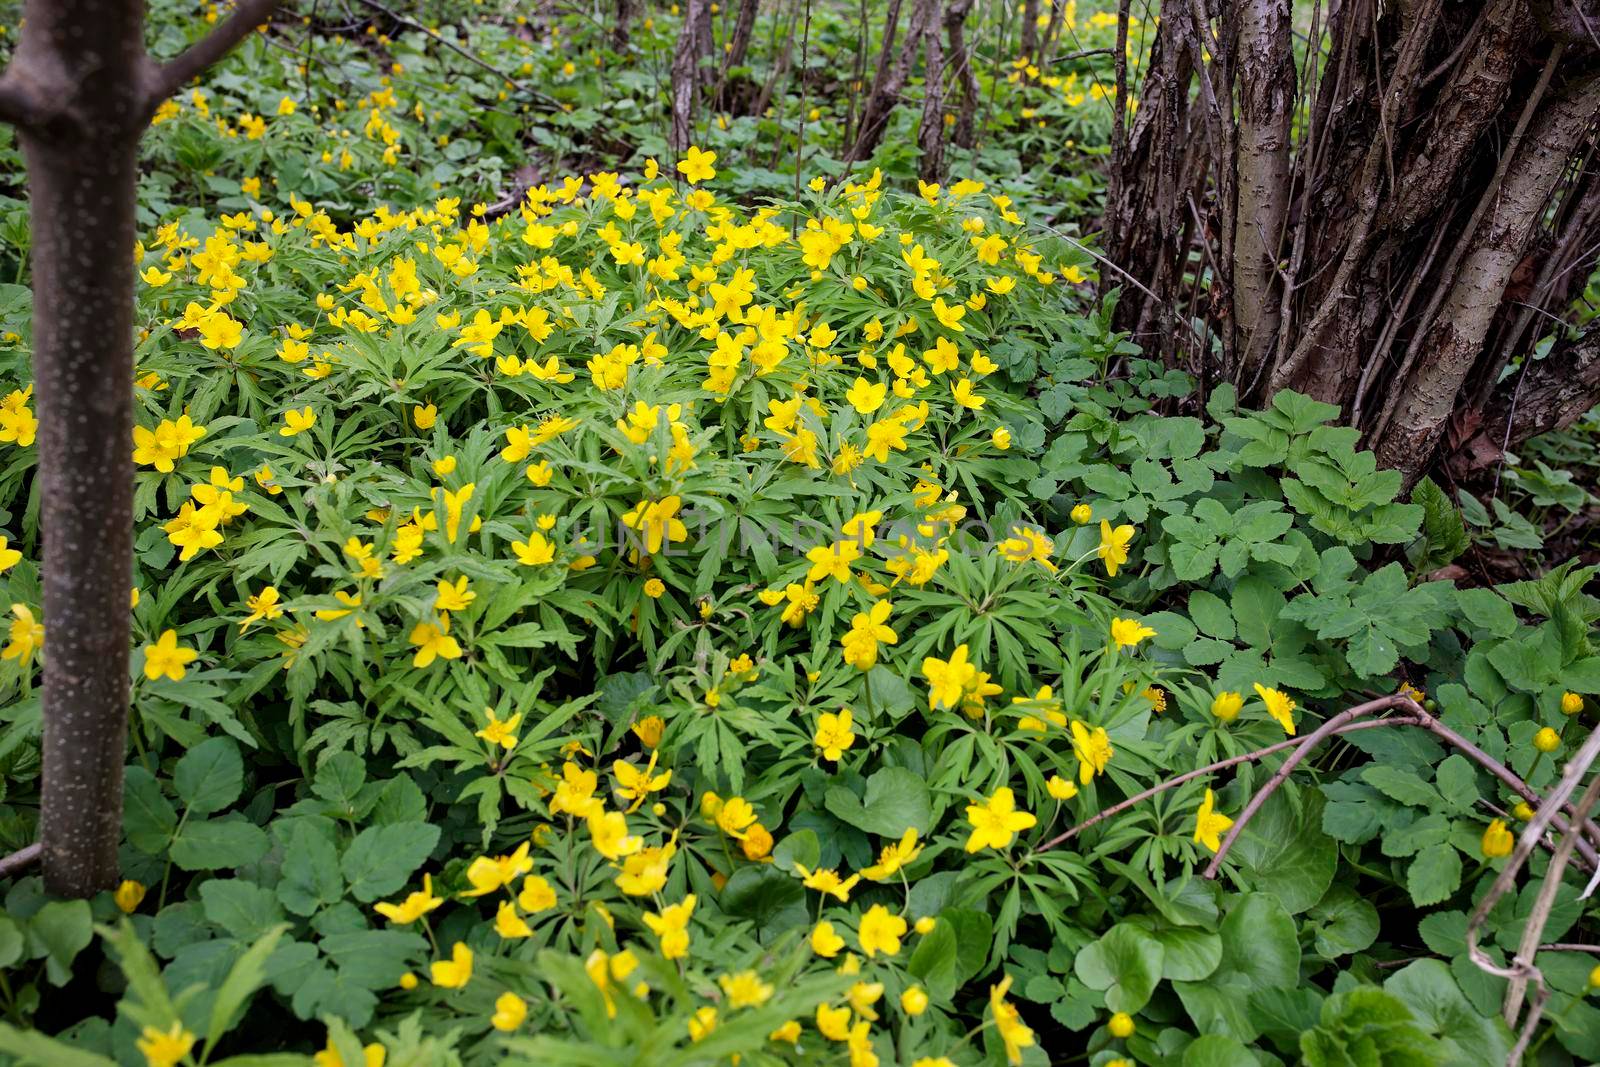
[671, 0, 707, 154]
[946, 0, 979, 150]
[0, 0, 277, 897]
[917, 0, 946, 183]
[615, 0, 635, 49]
[1373, 74, 1600, 476]
[726, 0, 762, 67]
[1230, 0, 1292, 389]
[849, 0, 937, 163]
[1020, 0, 1040, 60]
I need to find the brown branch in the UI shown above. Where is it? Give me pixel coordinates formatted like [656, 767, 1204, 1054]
[352, 0, 561, 111]
[149, 0, 280, 105]
[1039, 716, 1419, 851]
[0, 842, 42, 879]
[1206, 698, 1600, 878]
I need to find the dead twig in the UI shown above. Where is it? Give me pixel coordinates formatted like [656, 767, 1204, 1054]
[0, 842, 42, 880]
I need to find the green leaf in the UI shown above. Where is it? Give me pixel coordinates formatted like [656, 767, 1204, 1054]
[173, 736, 244, 816]
[0, 915, 23, 970]
[170, 816, 271, 871]
[205, 925, 289, 1057]
[1455, 588, 1517, 638]
[1074, 923, 1164, 1013]
[907, 917, 958, 1001]
[200, 879, 283, 942]
[1361, 765, 1438, 808]
[1406, 842, 1463, 907]
[1219, 893, 1299, 991]
[0, 1023, 117, 1067]
[340, 822, 440, 903]
[278, 822, 344, 916]
[1308, 887, 1379, 958]
[25, 900, 93, 987]
[1228, 790, 1336, 913]
[124, 765, 179, 853]
[720, 865, 807, 936]
[823, 767, 931, 837]
[318, 929, 427, 989]
[1384, 959, 1511, 1065]
[1182, 1033, 1259, 1067]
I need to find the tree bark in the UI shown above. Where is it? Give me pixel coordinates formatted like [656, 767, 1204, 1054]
[726, 0, 762, 68]
[945, 0, 979, 150]
[848, 0, 937, 163]
[1478, 322, 1600, 453]
[671, 0, 708, 154]
[1230, 0, 1292, 389]
[1020, 0, 1039, 60]
[1373, 74, 1600, 479]
[614, 0, 634, 49]
[917, 0, 946, 183]
[0, 0, 277, 897]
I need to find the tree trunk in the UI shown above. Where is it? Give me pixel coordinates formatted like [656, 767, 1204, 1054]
[1373, 74, 1600, 477]
[727, 0, 762, 68]
[849, 0, 938, 164]
[1020, 0, 1040, 60]
[946, 0, 979, 150]
[1478, 321, 1600, 453]
[917, 0, 946, 183]
[0, 0, 277, 897]
[1230, 0, 1292, 389]
[615, 0, 634, 49]
[1102, 0, 1600, 487]
[671, 0, 707, 154]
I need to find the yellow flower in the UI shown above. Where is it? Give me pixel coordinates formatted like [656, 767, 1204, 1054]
[1481, 818, 1514, 858]
[587, 810, 643, 859]
[143, 629, 198, 681]
[1098, 520, 1136, 577]
[1108, 1011, 1135, 1038]
[1534, 727, 1561, 753]
[719, 970, 775, 1009]
[811, 920, 846, 957]
[460, 842, 533, 897]
[409, 614, 462, 668]
[861, 828, 924, 880]
[998, 526, 1056, 572]
[992, 426, 1012, 449]
[491, 991, 527, 1031]
[846, 376, 888, 414]
[476, 709, 522, 750]
[430, 941, 473, 988]
[816, 1002, 853, 1041]
[312, 1037, 386, 1067]
[114, 879, 147, 914]
[677, 145, 717, 184]
[613, 751, 672, 811]
[495, 899, 533, 939]
[1211, 691, 1244, 722]
[716, 795, 759, 839]
[279, 406, 317, 436]
[1192, 788, 1233, 852]
[964, 787, 1036, 852]
[1046, 775, 1078, 801]
[375, 873, 444, 923]
[137, 1022, 197, 1067]
[1109, 616, 1157, 649]
[435, 575, 475, 612]
[1561, 691, 1584, 715]
[686, 1005, 718, 1042]
[901, 985, 929, 1015]
[1071, 503, 1093, 524]
[858, 904, 908, 957]
[644, 894, 696, 959]
[240, 586, 283, 632]
[922, 644, 978, 710]
[990, 975, 1035, 1065]
[814, 708, 856, 760]
[519, 874, 557, 913]
[1253, 683, 1296, 736]
[632, 715, 665, 748]
[2, 603, 43, 667]
[1070, 720, 1113, 784]
[643, 577, 666, 598]
[796, 864, 860, 902]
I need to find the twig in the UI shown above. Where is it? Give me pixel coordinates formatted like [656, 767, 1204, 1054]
[353, 0, 562, 111]
[1539, 943, 1600, 954]
[1038, 716, 1419, 850]
[1204, 696, 1418, 877]
[151, 0, 281, 104]
[0, 842, 42, 879]
[1465, 723, 1600, 1067]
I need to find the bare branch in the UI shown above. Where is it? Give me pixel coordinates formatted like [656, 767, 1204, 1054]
[354, 0, 562, 112]
[0, 842, 42, 879]
[149, 0, 280, 106]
